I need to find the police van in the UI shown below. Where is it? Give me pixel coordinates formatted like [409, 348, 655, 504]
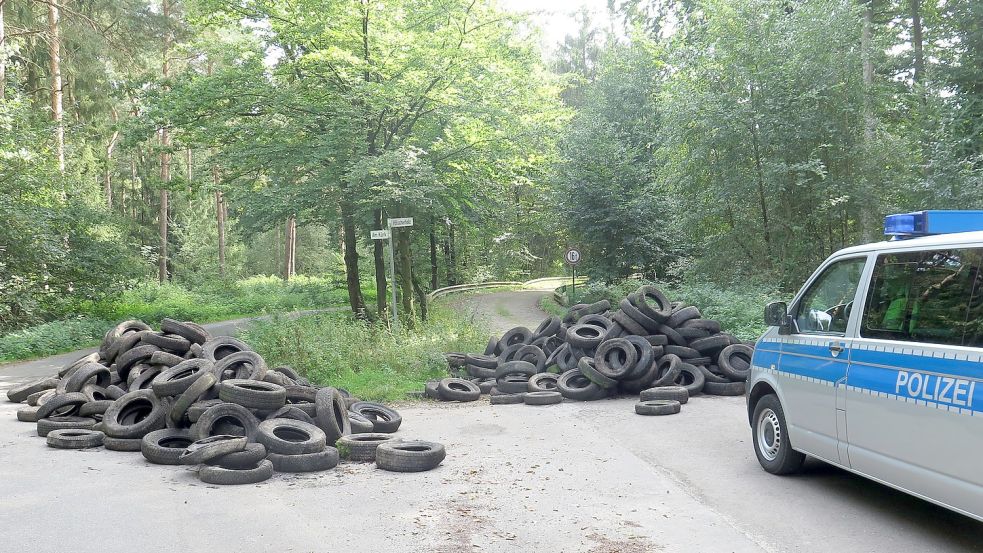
[748, 210, 982, 522]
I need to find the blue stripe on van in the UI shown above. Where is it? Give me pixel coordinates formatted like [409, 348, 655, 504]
[752, 348, 780, 369]
[850, 348, 983, 381]
[848, 363, 981, 412]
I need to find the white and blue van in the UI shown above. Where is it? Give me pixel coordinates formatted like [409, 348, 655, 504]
[748, 210, 983, 522]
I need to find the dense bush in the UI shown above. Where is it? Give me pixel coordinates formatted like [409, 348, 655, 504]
[0, 317, 114, 362]
[241, 306, 488, 401]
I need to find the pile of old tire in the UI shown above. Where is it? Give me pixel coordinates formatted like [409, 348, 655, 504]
[441, 284, 754, 415]
[6, 318, 445, 482]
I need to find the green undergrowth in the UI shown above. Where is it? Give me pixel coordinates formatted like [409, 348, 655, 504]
[239, 305, 488, 402]
[0, 276, 370, 363]
[544, 279, 783, 340]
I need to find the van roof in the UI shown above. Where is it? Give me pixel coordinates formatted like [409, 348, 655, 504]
[835, 230, 983, 257]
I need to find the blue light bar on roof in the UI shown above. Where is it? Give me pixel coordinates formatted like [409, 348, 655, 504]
[884, 210, 983, 238]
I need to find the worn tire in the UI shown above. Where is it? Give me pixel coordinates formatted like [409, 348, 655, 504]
[673, 363, 705, 396]
[436, 378, 480, 402]
[206, 443, 268, 469]
[268, 448, 339, 472]
[17, 406, 40, 422]
[141, 428, 195, 465]
[347, 411, 375, 433]
[152, 359, 214, 398]
[556, 369, 605, 401]
[640, 385, 690, 404]
[103, 435, 143, 451]
[533, 316, 561, 339]
[514, 345, 547, 372]
[651, 354, 682, 387]
[594, 338, 638, 380]
[63, 363, 111, 393]
[349, 402, 402, 433]
[314, 387, 351, 444]
[37, 416, 97, 437]
[193, 402, 260, 440]
[566, 324, 607, 350]
[265, 405, 315, 424]
[635, 400, 681, 416]
[375, 440, 445, 472]
[718, 344, 754, 382]
[703, 380, 747, 396]
[256, 418, 326, 455]
[201, 336, 252, 362]
[523, 391, 562, 405]
[46, 428, 104, 449]
[198, 459, 274, 485]
[527, 373, 559, 392]
[336, 433, 397, 462]
[169, 371, 217, 425]
[180, 435, 248, 465]
[36, 392, 88, 419]
[103, 390, 166, 439]
[218, 379, 286, 411]
[490, 393, 525, 405]
[499, 326, 533, 348]
[161, 318, 210, 345]
[634, 285, 672, 322]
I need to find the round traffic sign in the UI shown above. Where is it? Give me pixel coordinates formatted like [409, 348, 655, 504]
[564, 248, 582, 266]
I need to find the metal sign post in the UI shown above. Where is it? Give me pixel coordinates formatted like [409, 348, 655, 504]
[370, 228, 398, 332]
[564, 248, 582, 303]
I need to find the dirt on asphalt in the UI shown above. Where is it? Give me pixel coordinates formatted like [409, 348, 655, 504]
[0, 291, 980, 552]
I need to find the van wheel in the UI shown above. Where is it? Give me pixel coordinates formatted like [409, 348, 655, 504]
[752, 394, 805, 475]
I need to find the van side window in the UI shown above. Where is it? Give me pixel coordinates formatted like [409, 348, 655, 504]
[794, 258, 866, 335]
[861, 249, 983, 347]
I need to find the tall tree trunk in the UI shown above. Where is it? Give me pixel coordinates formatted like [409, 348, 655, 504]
[909, 0, 924, 84]
[158, 0, 172, 284]
[340, 201, 367, 317]
[283, 216, 296, 280]
[860, 0, 878, 242]
[104, 108, 120, 209]
[47, 0, 64, 174]
[373, 209, 387, 318]
[429, 215, 438, 290]
[395, 224, 415, 324]
[447, 220, 457, 285]
[0, 0, 6, 100]
[412, 271, 428, 322]
[213, 164, 225, 277]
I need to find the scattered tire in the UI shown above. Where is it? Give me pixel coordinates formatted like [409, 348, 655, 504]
[219, 379, 286, 411]
[193, 402, 260, 441]
[375, 440, 446, 473]
[256, 418, 326, 455]
[141, 428, 195, 464]
[527, 373, 559, 392]
[314, 387, 351, 444]
[674, 363, 706, 396]
[198, 458, 274, 485]
[337, 433, 397, 462]
[640, 386, 690, 404]
[348, 411, 375, 434]
[437, 378, 480, 402]
[206, 443, 268, 470]
[268, 448, 340, 472]
[718, 344, 754, 382]
[103, 390, 166, 439]
[46, 428, 105, 449]
[349, 402, 402, 433]
[523, 391, 562, 405]
[635, 400, 681, 416]
[103, 436, 142, 452]
[490, 393, 525, 405]
[703, 381, 747, 396]
[577, 357, 616, 389]
[180, 435, 248, 465]
[557, 369, 604, 401]
[152, 359, 213, 397]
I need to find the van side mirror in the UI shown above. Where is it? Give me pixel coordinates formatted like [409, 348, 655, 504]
[764, 301, 790, 331]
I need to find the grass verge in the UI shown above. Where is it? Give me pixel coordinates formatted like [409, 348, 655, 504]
[239, 305, 488, 402]
[0, 276, 371, 363]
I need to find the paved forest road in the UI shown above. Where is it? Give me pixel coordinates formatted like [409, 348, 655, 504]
[0, 292, 980, 552]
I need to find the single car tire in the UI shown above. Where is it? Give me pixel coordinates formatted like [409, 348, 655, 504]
[180, 435, 248, 465]
[594, 338, 638, 380]
[152, 359, 214, 398]
[63, 363, 111, 393]
[533, 316, 561, 339]
[79, 400, 113, 417]
[635, 400, 681, 416]
[496, 374, 530, 394]
[314, 387, 351, 444]
[718, 344, 754, 382]
[634, 285, 672, 322]
[514, 345, 547, 372]
[214, 351, 268, 381]
[557, 369, 605, 401]
[375, 440, 446, 472]
[265, 405, 315, 424]
[201, 336, 252, 363]
[257, 418, 326, 455]
[350, 401, 402, 433]
[566, 324, 607, 350]
[46, 428, 104, 449]
[103, 390, 166, 439]
[37, 416, 97, 437]
[267, 448, 339, 472]
[674, 363, 705, 396]
[103, 435, 143, 451]
[17, 406, 40, 422]
[490, 393, 525, 404]
[689, 334, 731, 356]
[499, 326, 533, 348]
[169, 371, 217, 426]
[337, 433, 397, 462]
[193, 402, 260, 441]
[495, 360, 538, 380]
[703, 380, 747, 396]
[206, 443, 268, 469]
[141, 428, 195, 464]
[640, 385, 690, 404]
[527, 373, 559, 392]
[161, 318, 210, 345]
[651, 354, 683, 387]
[436, 378, 480, 402]
[36, 392, 88, 419]
[219, 379, 286, 411]
[523, 391, 562, 405]
[198, 459, 274, 485]
[666, 306, 702, 328]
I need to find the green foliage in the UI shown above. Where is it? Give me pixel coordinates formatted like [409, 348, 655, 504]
[240, 306, 487, 402]
[0, 317, 115, 362]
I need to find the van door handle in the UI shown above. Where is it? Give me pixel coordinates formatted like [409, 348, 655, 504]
[828, 343, 844, 357]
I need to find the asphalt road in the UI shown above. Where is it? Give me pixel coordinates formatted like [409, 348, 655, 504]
[0, 292, 980, 552]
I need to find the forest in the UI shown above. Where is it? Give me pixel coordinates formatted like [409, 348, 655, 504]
[0, 0, 980, 353]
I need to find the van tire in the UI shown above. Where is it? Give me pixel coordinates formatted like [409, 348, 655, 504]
[752, 394, 805, 475]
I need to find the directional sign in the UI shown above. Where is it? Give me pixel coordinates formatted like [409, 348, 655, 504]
[388, 217, 414, 228]
[370, 230, 391, 240]
[564, 248, 582, 266]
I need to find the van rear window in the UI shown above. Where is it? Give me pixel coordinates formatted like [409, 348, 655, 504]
[862, 249, 983, 347]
